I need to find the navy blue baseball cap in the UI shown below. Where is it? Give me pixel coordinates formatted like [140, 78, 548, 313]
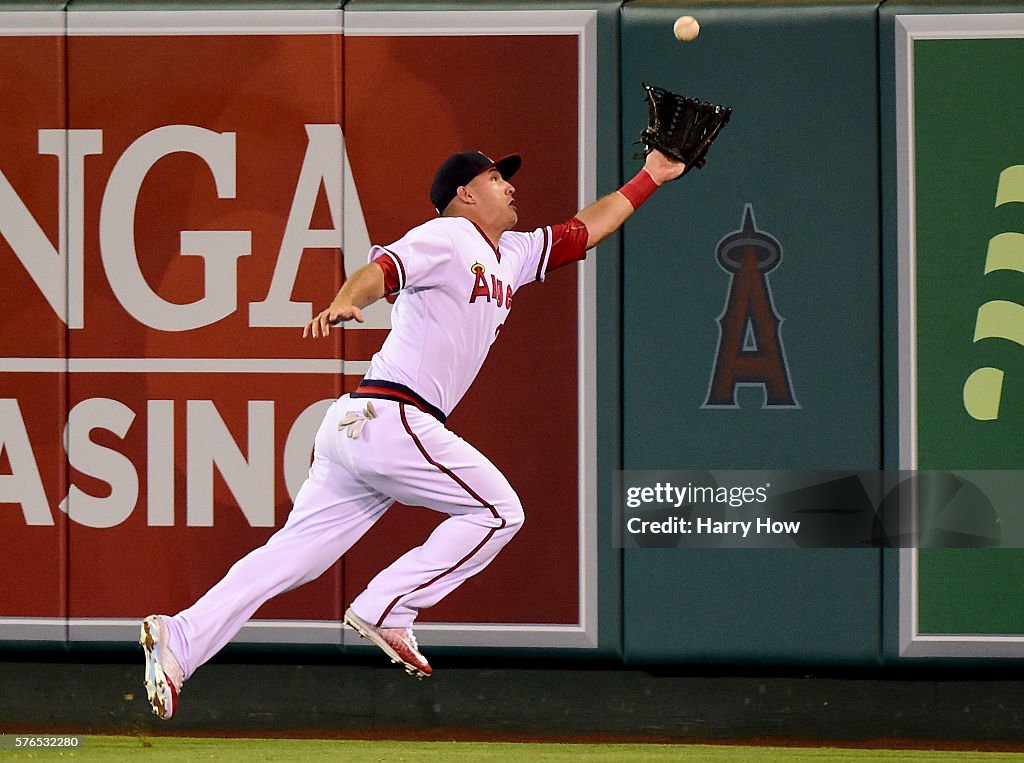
[430, 151, 522, 214]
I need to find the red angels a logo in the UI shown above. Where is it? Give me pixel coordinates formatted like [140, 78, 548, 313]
[469, 262, 489, 303]
[705, 205, 797, 408]
[468, 262, 513, 309]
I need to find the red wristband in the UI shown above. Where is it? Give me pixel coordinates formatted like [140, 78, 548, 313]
[618, 169, 659, 210]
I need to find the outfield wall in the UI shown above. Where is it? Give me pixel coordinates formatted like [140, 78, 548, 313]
[0, 0, 1022, 667]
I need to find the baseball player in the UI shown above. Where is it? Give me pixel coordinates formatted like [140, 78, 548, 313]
[140, 147, 685, 720]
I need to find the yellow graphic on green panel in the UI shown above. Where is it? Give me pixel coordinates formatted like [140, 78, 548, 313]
[963, 167, 1024, 422]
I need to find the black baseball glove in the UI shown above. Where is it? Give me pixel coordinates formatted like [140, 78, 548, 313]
[637, 83, 732, 175]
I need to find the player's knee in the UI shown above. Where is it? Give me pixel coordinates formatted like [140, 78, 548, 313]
[496, 492, 525, 533]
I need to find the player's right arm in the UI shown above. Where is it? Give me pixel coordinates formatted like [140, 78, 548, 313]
[511, 149, 687, 286]
[575, 149, 685, 249]
[303, 261, 386, 338]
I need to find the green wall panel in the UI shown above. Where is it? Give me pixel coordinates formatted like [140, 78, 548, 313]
[621, 1, 883, 664]
[880, 1, 1024, 661]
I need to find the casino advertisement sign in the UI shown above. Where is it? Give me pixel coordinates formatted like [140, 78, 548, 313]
[0, 9, 599, 650]
[895, 12, 1024, 658]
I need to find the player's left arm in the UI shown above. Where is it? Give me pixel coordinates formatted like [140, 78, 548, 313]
[303, 261, 386, 338]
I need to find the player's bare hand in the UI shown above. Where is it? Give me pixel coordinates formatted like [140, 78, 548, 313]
[643, 149, 686, 185]
[303, 304, 365, 338]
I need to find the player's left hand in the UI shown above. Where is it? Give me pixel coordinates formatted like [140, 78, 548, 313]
[643, 149, 686, 185]
[304, 304, 365, 338]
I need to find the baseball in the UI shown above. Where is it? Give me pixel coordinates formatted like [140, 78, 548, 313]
[673, 15, 700, 42]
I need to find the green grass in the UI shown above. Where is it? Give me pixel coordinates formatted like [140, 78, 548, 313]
[5, 737, 1024, 761]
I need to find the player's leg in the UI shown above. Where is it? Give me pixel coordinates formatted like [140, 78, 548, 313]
[161, 451, 391, 681]
[141, 398, 391, 717]
[348, 402, 525, 630]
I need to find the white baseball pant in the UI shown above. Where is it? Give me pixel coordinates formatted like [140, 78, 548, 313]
[161, 394, 524, 681]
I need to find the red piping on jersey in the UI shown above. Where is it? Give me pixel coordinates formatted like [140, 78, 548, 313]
[534, 226, 551, 282]
[351, 379, 446, 424]
[374, 404, 506, 627]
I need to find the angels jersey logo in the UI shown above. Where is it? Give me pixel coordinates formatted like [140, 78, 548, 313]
[468, 261, 513, 309]
[704, 205, 798, 409]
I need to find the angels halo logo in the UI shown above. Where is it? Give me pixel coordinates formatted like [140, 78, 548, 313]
[704, 204, 798, 409]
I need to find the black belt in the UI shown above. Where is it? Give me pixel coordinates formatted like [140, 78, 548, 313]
[350, 379, 447, 424]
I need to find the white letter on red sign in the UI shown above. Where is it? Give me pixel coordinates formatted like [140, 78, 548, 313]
[61, 398, 139, 529]
[147, 400, 175, 527]
[99, 126, 251, 331]
[0, 130, 102, 329]
[249, 124, 343, 327]
[0, 399, 52, 526]
[185, 400, 275, 528]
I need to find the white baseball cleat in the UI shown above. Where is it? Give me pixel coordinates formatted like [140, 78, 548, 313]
[344, 607, 432, 679]
[139, 615, 184, 719]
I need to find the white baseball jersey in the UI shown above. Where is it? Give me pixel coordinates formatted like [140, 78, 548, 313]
[366, 217, 554, 417]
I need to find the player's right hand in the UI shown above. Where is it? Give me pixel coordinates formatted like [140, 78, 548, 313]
[303, 304, 365, 338]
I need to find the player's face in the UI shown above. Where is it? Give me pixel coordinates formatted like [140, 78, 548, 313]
[465, 168, 517, 231]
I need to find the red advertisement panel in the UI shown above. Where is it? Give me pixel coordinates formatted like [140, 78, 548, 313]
[1, 10, 590, 646]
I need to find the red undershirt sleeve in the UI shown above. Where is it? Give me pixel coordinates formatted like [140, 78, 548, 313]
[371, 253, 401, 295]
[546, 217, 590, 273]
